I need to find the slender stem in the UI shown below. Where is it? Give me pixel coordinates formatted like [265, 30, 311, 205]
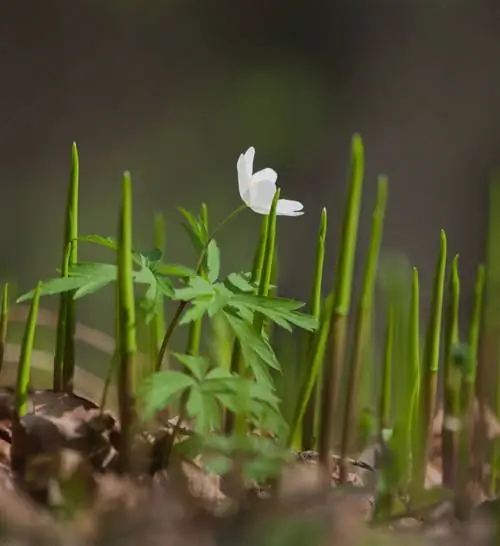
[339, 176, 387, 483]
[442, 255, 460, 488]
[319, 134, 364, 477]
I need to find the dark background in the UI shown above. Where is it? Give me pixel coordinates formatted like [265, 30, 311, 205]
[1, 1, 499, 364]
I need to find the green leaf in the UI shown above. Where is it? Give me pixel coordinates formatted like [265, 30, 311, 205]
[155, 263, 198, 278]
[155, 275, 175, 298]
[139, 371, 195, 419]
[206, 240, 220, 283]
[138, 248, 162, 264]
[186, 389, 221, 434]
[78, 234, 119, 251]
[173, 276, 214, 301]
[171, 352, 209, 381]
[178, 207, 207, 252]
[224, 312, 280, 381]
[17, 276, 88, 302]
[74, 278, 114, 299]
[179, 298, 212, 325]
[207, 284, 233, 317]
[231, 294, 318, 332]
[234, 294, 305, 311]
[225, 272, 257, 293]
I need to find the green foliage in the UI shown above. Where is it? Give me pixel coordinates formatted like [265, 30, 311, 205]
[14, 135, 498, 520]
[139, 352, 286, 436]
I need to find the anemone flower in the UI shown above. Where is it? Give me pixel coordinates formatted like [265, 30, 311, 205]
[237, 147, 304, 216]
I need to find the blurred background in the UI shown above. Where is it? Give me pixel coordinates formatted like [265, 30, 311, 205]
[0, 0, 499, 382]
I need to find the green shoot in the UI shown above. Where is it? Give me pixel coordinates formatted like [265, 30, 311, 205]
[339, 175, 387, 482]
[54, 142, 79, 392]
[302, 207, 327, 449]
[14, 281, 41, 419]
[413, 230, 447, 490]
[442, 254, 461, 488]
[379, 305, 395, 435]
[319, 134, 364, 475]
[116, 172, 138, 474]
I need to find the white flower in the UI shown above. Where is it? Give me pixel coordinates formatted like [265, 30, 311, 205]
[236, 147, 304, 216]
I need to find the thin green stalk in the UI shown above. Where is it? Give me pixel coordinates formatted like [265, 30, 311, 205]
[15, 282, 41, 419]
[302, 208, 328, 449]
[187, 204, 209, 357]
[0, 283, 9, 376]
[155, 204, 247, 373]
[319, 134, 365, 475]
[379, 305, 395, 435]
[442, 255, 461, 488]
[149, 213, 166, 372]
[116, 171, 138, 474]
[288, 291, 334, 449]
[408, 267, 421, 480]
[339, 176, 388, 483]
[12, 281, 41, 476]
[254, 190, 280, 333]
[413, 230, 447, 490]
[456, 264, 485, 516]
[54, 142, 79, 393]
[466, 264, 485, 403]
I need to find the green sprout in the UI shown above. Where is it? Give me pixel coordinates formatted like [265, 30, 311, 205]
[339, 175, 388, 482]
[319, 133, 364, 474]
[301, 207, 327, 449]
[116, 172, 138, 474]
[442, 254, 461, 488]
[54, 142, 79, 393]
[413, 230, 447, 491]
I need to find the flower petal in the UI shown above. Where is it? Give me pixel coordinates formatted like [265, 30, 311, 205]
[252, 168, 278, 185]
[243, 147, 255, 178]
[248, 179, 277, 214]
[237, 153, 251, 196]
[276, 199, 304, 216]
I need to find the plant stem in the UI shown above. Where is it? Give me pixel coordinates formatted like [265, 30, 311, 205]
[54, 142, 79, 393]
[254, 190, 280, 333]
[408, 267, 421, 486]
[379, 305, 395, 435]
[12, 281, 41, 476]
[414, 230, 447, 490]
[302, 207, 327, 449]
[442, 254, 460, 488]
[15, 282, 41, 419]
[319, 134, 364, 477]
[339, 176, 387, 483]
[288, 291, 334, 449]
[0, 283, 9, 377]
[116, 172, 138, 474]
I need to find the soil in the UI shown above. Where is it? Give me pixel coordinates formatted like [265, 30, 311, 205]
[0, 385, 496, 546]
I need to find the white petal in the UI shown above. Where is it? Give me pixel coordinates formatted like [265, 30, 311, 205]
[237, 153, 251, 196]
[248, 179, 277, 214]
[276, 199, 304, 216]
[252, 168, 278, 185]
[243, 147, 255, 178]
